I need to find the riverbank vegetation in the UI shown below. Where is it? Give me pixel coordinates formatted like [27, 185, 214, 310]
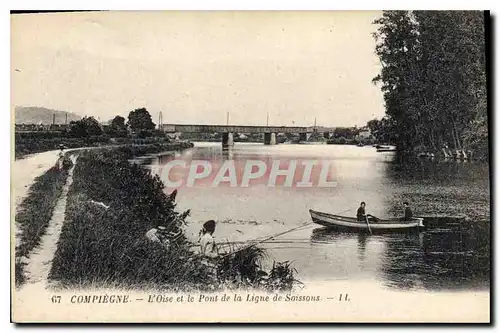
[49, 147, 299, 292]
[15, 107, 172, 159]
[15, 155, 73, 286]
[371, 11, 488, 160]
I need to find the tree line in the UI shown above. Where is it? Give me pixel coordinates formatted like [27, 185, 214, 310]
[68, 108, 157, 138]
[369, 11, 488, 158]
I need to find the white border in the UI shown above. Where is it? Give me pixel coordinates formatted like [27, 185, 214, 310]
[2, 2, 498, 332]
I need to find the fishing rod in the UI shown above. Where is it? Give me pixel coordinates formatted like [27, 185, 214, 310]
[218, 207, 354, 259]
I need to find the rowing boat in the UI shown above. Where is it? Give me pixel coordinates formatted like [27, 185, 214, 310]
[309, 209, 424, 232]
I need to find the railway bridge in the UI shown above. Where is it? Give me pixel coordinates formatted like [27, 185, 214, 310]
[160, 124, 333, 146]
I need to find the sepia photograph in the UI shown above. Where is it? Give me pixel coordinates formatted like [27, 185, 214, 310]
[10, 10, 490, 323]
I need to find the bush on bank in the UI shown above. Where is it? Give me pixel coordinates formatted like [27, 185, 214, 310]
[15, 155, 73, 287]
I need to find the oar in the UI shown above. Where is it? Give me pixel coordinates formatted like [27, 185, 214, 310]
[365, 216, 373, 235]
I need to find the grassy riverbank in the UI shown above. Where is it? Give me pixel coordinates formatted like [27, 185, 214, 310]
[14, 142, 192, 288]
[15, 132, 178, 159]
[48, 146, 213, 289]
[48, 145, 299, 291]
[15, 156, 73, 286]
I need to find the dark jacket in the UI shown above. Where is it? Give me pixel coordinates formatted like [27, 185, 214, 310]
[404, 207, 413, 220]
[357, 207, 366, 221]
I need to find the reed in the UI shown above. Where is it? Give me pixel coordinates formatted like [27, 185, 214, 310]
[216, 243, 301, 291]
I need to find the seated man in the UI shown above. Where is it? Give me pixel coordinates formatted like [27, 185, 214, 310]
[401, 201, 413, 221]
[357, 202, 367, 221]
[357, 202, 379, 222]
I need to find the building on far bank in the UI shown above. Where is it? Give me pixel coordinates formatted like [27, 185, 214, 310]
[356, 128, 373, 141]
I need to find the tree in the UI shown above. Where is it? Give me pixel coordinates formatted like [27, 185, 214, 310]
[69, 117, 103, 137]
[127, 108, 156, 133]
[108, 115, 128, 137]
[332, 127, 359, 140]
[372, 11, 487, 156]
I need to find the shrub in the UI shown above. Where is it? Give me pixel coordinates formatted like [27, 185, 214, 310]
[216, 245, 301, 292]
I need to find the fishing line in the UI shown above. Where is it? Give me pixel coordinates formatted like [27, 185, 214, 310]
[218, 207, 354, 259]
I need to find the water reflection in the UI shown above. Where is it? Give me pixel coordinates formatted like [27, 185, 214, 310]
[357, 233, 368, 261]
[310, 216, 490, 291]
[384, 158, 490, 219]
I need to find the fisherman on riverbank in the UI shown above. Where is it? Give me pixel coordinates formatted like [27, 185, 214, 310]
[199, 220, 218, 258]
[145, 225, 170, 246]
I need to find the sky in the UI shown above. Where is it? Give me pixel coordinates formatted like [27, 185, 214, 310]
[11, 11, 386, 127]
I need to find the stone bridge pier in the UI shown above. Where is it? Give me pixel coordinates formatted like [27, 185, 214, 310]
[264, 132, 277, 145]
[222, 132, 234, 147]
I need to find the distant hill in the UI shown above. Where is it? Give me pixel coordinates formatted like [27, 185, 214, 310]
[15, 106, 82, 125]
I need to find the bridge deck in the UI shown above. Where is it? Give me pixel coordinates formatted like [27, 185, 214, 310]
[161, 124, 309, 133]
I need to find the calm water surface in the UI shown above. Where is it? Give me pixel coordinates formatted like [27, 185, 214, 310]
[139, 142, 490, 292]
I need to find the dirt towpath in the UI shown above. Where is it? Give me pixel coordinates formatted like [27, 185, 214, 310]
[18, 154, 78, 286]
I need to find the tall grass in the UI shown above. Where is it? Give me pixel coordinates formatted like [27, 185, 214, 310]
[217, 245, 301, 291]
[49, 149, 214, 290]
[15, 156, 73, 286]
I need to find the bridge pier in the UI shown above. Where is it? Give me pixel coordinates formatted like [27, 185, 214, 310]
[323, 132, 331, 139]
[299, 133, 308, 142]
[222, 132, 234, 147]
[264, 132, 277, 145]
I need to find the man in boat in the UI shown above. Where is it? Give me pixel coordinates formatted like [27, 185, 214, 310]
[401, 201, 413, 221]
[357, 202, 379, 222]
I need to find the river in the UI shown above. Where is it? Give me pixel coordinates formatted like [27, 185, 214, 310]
[137, 142, 490, 292]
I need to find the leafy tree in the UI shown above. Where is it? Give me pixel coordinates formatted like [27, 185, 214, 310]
[127, 108, 156, 132]
[332, 127, 359, 140]
[107, 115, 128, 137]
[372, 11, 487, 157]
[69, 117, 103, 137]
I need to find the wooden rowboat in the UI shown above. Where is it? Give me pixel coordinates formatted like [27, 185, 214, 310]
[309, 209, 424, 232]
[376, 147, 397, 152]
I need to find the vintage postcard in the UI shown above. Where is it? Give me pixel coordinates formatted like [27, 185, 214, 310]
[11, 10, 490, 323]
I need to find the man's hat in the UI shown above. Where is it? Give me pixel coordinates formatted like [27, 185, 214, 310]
[203, 220, 216, 233]
[157, 226, 167, 231]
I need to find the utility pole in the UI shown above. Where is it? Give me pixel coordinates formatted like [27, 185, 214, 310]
[266, 112, 269, 126]
[65, 112, 68, 125]
[52, 112, 55, 126]
[158, 111, 163, 130]
[226, 111, 229, 125]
